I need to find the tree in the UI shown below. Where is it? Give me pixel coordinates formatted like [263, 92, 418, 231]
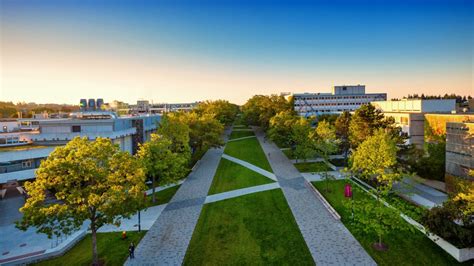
[348, 197, 411, 250]
[349, 129, 407, 249]
[335, 111, 351, 160]
[349, 104, 385, 148]
[167, 112, 224, 159]
[17, 137, 146, 265]
[291, 117, 314, 162]
[242, 95, 292, 129]
[137, 133, 189, 203]
[194, 100, 239, 126]
[267, 110, 298, 147]
[312, 120, 339, 192]
[157, 114, 191, 156]
[350, 128, 402, 192]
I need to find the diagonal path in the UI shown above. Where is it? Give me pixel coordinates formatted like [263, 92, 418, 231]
[221, 154, 277, 181]
[254, 128, 376, 266]
[227, 135, 256, 142]
[205, 182, 280, 204]
[126, 127, 231, 266]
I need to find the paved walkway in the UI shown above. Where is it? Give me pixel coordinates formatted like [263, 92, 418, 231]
[126, 127, 231, 266]
[393, 177, 447, 209]
[221, 154, 277, 181]
[227, 135, 256, 142]
[254, 128, 376, 265]
[205, 182, 280, 204]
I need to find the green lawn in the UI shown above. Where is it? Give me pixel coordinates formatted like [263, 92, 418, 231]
[294, 162, 332, 172]
[312, 180, 468, 266]
[208, 158, 274, 195]
[146, 184, 181, 207]
[34, 231, 146, 266]
[229, 130, 255, 140]
[224, 137, 273, 172]
[184, 189, 314, 265]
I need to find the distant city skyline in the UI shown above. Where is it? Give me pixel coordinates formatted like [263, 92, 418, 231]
[1, 0, 473, 105]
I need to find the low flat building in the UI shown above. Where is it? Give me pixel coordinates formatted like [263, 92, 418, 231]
[0, 111, 161, 186]
[445, 122, 474, 191]
[372, 99, 457, 146]
[292, 85, 387, 117]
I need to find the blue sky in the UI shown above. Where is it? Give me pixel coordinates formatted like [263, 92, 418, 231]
[1, 0, 472, 104]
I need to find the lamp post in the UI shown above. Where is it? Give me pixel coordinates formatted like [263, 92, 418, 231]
[138, 191, 147, 232]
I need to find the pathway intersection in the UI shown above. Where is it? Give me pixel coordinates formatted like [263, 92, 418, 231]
[125, 126, 376, 266]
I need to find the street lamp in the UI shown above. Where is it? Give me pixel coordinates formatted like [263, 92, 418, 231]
[138, 191, 147, 232]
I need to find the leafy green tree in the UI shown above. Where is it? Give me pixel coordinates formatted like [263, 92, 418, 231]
[181, 112, 224, 155]
[17, 137, 146, 265]
[267, 110, 298, 147]
[335, 111, 351, 160]
[349, 104, 404, 149]
[137, 133, 189, 203]
[348, 197, 411, 250]
[312, 120, 339, 192]
[349, 129, 410, 249]
[157, 114, 191, 156]
[350, 128, 402, 192]
[194, 100, 239, 126]
[242, 95, 292, 129]
[291, 117, 314, 162]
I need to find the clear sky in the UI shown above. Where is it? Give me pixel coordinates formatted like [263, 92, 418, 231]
[1, 0, 472, 105]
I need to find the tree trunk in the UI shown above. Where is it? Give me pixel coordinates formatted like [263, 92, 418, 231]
[91, 223, 99, 266]
[152, 175, 156, 203]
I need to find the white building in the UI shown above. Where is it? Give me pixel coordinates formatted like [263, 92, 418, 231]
[371, 99, 457, 146]
[292, 85, 387, 117]
[0, 112, 161, 186]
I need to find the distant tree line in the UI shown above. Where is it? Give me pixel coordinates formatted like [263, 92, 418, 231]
[0, 101, 79, 118]
[391, 93, 472, 103]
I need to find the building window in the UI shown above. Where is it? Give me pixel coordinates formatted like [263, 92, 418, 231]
[72, 125, 81, 132]
[22, 161, 32, 168]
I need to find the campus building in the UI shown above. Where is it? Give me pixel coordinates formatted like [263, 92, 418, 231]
[372, 99, 457, 146]
[445, 122, 474, 190]
[128, 100, 199, 114]
[0, 109, 161, 190]
[292, 85, 387, 117]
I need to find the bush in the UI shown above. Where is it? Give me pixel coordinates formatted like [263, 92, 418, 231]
[422, 204, 473, 248]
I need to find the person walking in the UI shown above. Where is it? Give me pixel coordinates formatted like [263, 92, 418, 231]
[129, 242, 135, 259]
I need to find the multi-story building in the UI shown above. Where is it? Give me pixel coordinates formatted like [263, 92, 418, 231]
[445, 122, 473, 191]
[0, 111, 161, 189]
[372, 99, 457, 146]
[292, 85, 387, 117]
[128, 100, 199, 114]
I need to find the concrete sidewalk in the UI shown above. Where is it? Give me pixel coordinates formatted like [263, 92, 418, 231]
[393, 177, 447, 208]
[254, 128, 375, 265]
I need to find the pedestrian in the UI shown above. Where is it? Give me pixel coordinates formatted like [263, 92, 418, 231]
[129, 242, 135, 259]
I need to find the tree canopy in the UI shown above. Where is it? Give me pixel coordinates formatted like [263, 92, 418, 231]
[17, 137, 146, 265]
[194, 100, 239, 126]
[137, 133, 189, 203]
[242, 95, 292, 129]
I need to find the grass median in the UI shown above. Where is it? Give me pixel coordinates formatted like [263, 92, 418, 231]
[224, 137, 273, 172]
[184, 189, 314, 265]
[208, 158, 274, 195]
